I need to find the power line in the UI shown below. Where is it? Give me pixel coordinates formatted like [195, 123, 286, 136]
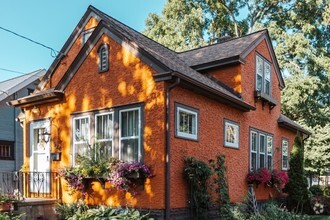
[0, 26, 60, 57]
[0, 67, 25, 75]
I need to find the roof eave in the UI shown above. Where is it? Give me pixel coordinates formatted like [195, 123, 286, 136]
[191, 55, 244, 71]
[278, 120, 311, 135]
[7, 90, 64, 108]
[156, 73, 255, 112]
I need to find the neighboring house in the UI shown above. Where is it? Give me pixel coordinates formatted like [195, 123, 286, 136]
[8, 6, 310, 219]
[0, 69, 45, 172]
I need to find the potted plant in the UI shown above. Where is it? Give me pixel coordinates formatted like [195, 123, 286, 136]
[0, 190, 24, 212]
[271, 170, 289, 191]
[246, 168, 272, 187]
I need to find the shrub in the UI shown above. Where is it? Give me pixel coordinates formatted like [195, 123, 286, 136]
[184, 157, 212, 219]
[284, 133, 310, 212]
[309, 185, 323, 196]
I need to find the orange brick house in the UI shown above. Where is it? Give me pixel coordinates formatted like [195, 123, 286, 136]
[8, 5, 310, 219]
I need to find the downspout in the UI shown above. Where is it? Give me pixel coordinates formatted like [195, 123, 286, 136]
[165, 77, 180, 220]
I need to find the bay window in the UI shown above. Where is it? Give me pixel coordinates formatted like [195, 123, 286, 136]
[95, 112, 113, 158]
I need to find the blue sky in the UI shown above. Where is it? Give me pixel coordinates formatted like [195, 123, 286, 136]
[0, 1, 165, 82]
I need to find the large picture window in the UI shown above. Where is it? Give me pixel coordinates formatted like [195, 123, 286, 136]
[175, 104, 198, 140]
[249, 129, 273, 171]
[282, 139, 289, 170]
[72, 105, 142, 165]
[224, 120, 239, 148]
[256, 54, 271, 96]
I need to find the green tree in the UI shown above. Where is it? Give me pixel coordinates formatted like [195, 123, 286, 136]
[284, 133, 309, 212]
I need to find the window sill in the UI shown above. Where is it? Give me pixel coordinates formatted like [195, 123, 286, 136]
[254, 90, 277, 110]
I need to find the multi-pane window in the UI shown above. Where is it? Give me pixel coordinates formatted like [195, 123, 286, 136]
[250, 129, 273, 171]
[120, 108, 141, 162]
[73, 116, 90, 165]
[95, 113, 113, 158]
[72, 106, 142, 165]
[256, 54, 271, 96]
[224, 120, 239, 148]
[176, 105, 198, 140]
[282, 139, 289, 170]
[98, 44, 109, 72]
[0, 141, 14, 160]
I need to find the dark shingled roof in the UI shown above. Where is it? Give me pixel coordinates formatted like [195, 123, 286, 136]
[278, 114, 311, 135]
[88, 6, 254, 111]
[178, 31, 266, 67]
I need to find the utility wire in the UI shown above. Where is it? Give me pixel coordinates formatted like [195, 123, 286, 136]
[0, 67, 25, 75]
[0, 26, 60, 57]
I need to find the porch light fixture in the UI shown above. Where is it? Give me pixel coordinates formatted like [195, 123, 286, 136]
[41, 130, 51, 144]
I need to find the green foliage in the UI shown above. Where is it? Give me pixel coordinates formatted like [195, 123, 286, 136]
[232, 202, 311, 220]
[55, 203, 153, 220]
[183, 157, 212, 219]
[309, 185, 324, 196]
[0, 212, 25, 220]
[284, 133, 310, 212]
[75, 143, 112, 178]
[209, 154, 233, 219]
[55, 201, 89, 220]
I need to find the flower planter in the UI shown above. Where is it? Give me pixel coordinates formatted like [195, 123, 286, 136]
[127, 171, 140, 179]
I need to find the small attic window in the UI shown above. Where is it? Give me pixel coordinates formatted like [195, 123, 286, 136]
[82, 28, 94, 44]
[98, 43, 109, 72]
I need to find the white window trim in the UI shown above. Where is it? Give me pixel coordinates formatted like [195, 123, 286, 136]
[249, 129, 273, 171]
[95, 112, 114, 156]
[250, 131, 258, 171]
[267, 136, 273, 170]
[282, 139, 289, 170]
[119, 107, 141, 162]
[176, 106, 198, 140]
[224, 120, 239, 149]
[255, 54, 272, 96]
[72, 115, 91, 166]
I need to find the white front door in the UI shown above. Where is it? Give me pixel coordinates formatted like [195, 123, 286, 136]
[29, 120, 50, 193]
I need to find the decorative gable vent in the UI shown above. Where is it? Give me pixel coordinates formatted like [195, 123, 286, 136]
[98, 43, 109, 72]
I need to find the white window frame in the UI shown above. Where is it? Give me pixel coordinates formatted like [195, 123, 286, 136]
[255, 54, 272, 96]
[95, 112, 114, 157]
[282, 139, 289, 170]
[119, 107, 141, 162]
[267, 136, 273, 170]
[176, 106, 198, 140]
[72, 115, 90, 166]
[259, 134, 266, 169]
[224, 120, 239, 149]
[250, 131, 258, 171]
[249, 129, 273, 171]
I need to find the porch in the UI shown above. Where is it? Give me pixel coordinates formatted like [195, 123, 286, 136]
[0, 171, 60, 219]
[0, 171, 61, 200]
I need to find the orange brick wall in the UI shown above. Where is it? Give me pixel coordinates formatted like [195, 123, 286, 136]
[168, 39, 296, 208]
[24, 32, 167, 209]
[208, 64, 242, 93]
